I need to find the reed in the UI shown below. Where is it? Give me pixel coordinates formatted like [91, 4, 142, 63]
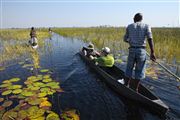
[54, 27, 180, 64]
[0, 28, 50, 64]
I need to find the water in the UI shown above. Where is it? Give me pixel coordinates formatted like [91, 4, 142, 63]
[0, 33, 180, 120]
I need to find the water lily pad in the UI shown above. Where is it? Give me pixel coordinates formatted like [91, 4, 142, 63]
[43, 75, 50, 79]
[39, 100, 52, 108]
[40, 69, 49, 73]
[33, 82, 45, 87]
[27, 76, 37, 80]
[0, 106, 4, 111]
[46, 82, 59, 89]
[21, 91, 34, 97]
[42, 78, 52, 83]
[28, 98, 42, 105]
[0, 83, 12, 88]
[9, 78, 20, 82]
[2, 90, 12, 95]
[40, 87, 50, 93]
[61, 109, 80, 120]
[8, 85, 22, 89]
[38, 92, 47, 97]
[0, 98, 4, 102]
[46, 113, 60, 120]
[18, 110, 28, 119]
[12, 89, 22, 94]
[2, 100, 13, 107]
[2, 80, 11, 84]
[27, 106, 45, 119]
[30, 86, 40, 91]
[2, 111, 18, 120]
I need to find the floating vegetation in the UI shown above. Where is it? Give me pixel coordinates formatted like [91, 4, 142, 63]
[12, 89, 22, 94]
[0, 83, 12, 88]
[61, 109, 80, 120]
[9, 77, 21, 82]
[2, 90, 12, 96]
[8, 85, 22, 90]
[2, 100, 13, 108]
[46, 112, 60, 120]
[40, 69, 49, 73]
[0, 98, 4, 102]
[0, 70, 79, 119]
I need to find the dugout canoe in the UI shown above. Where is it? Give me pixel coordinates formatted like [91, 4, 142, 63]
[79, 51, 169, 116]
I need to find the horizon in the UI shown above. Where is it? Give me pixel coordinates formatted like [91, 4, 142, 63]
[1, 0, 180, 28]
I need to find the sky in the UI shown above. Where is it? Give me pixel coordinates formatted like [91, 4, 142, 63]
[0, 0, 180, 28]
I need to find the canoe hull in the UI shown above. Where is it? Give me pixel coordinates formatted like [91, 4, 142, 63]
[79, 52, 168, 116]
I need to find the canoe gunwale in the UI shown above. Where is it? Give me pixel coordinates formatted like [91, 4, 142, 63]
[78, 51, 169, 116]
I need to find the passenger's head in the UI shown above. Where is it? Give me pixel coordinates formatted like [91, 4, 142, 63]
[134, 13, 143, 22]
[88, 43, 94, 50]
[31, 27, 34, 30]
[102, 47, 110, 55]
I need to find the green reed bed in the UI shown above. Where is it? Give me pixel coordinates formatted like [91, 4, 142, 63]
[0, 28, 50, 65]
[54, 27, 180, 64]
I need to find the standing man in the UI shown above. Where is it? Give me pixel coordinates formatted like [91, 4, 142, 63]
[123, 13, 156, 92]
[29, 27, 38, 46]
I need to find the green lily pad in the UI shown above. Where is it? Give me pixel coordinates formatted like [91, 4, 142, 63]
[22, 64, 33, 68]
[0, 83, 12, 88]
[42, 78, 52, 83]
[43, 75, 50, 79]
[2, 80, 11, 84]
[2, 100, 13, 107]
[21, 91, 34, 97]
[0, 98, 4, 102]
[40, 69, 49, 73]
[33, 82, 45, 87]
[30, 86, 40, 91]
[40, 100, 52, 108]
[2, 111, 18, 120]
[31, 116, 45, 120]
[12, 89, 22, 94]
[2, 90, 12, 95]
[27, 106, 45, 119]
[18, 110, 28, 120]
[40, 87, 50, 93]
[9, 78, 20, 82]
[8, 85, 22, 89]
[27, 76, 37, 80]
[28, 98, 42, 105]
[38, 92, 47, 97]
[46, 113, 60, 120]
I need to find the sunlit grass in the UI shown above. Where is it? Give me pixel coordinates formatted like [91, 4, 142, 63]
[54, 27, 180, 64]
[0, 28, 50, 64]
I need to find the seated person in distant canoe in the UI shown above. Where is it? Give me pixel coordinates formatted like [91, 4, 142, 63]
[93, 47, 114, 67]
[82, 43, 100, 57]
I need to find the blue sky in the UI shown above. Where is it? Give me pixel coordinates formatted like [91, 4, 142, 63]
[1, 0, 180, 28]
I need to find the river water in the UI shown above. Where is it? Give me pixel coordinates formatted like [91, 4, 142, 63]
[0, 33, 180, 120]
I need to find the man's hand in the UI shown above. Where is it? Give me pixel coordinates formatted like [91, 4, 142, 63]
[150, 52, 156, 62]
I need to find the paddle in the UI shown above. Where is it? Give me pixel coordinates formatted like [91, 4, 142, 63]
[146, 52, 180, 81]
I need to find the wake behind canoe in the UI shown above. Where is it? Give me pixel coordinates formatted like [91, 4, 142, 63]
[78, 51, 169, 116]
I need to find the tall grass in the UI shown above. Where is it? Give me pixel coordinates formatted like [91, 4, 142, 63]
[0, 28, 50, 64]
[54, 27, 180, 64]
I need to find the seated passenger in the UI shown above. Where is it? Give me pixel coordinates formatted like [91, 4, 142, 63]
[82, 43, 99, 57]
[94, 47, 114, 67]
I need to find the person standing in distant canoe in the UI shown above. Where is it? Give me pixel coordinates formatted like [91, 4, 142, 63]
[29, 27, 38, 46]
[123, 13, 156, 92]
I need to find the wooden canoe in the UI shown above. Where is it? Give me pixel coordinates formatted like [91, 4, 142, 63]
[79, 51, 169, 116]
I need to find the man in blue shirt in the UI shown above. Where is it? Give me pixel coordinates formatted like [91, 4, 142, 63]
[124, 13, 156, 92]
